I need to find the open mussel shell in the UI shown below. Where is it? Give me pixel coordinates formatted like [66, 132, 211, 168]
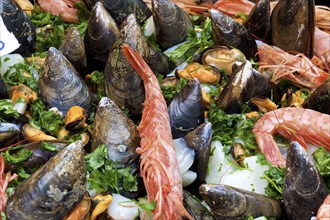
[0, 123, 20, 146]
[5, 140, 68, 172]
[6, 141, 86, 220]
[271, 0, 315, 57]
[84, 1, 119, 70]
[283, 141, 328, 219]
[184, 122, 212, 186]
[303, 76, 330, 114]
[38, 47, 93, 115]
[200, 46, 246, 76]
[245, 0, 271, 44]
[0, 114, 29, 148]
[60, 27, 88, 75]
[101, 0, 151, 25]
[104, 14, 147, 116]
[0, 0, 36, 56]
[210, 8, 258, 60]
[152, 0, 193, 50]
[92, 97, 139, 168]
[200, 184, 284, 219]
[118, 164, 146, 199]
[168, 78, 205, 139]
[183, 190, 217, 220]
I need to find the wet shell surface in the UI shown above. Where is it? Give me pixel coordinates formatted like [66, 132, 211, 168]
[6, 141, 86, 220]
[38, 47, 93, 115]
[92, 97, 139, 168]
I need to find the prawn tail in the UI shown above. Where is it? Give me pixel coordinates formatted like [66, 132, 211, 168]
[122, 44, 153, 82]
[255, 132, 286, 168]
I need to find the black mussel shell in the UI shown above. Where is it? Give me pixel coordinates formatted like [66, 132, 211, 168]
[6, 141, 86, 220]
[271, 0, 315, 57]
[303, 76, 330, 114]
[284, 141, 328, 220]
[210, 8, 258, 60]
[118, 164, 146, 199]
[60, 27, 88, 76]
[101, 0, 152, 25]
[169, 78, 204, 139]
[84, 1, 120, 70]
[104, 14, 147, 116]
[38, 47, 93, 115]
[184, 122, 212, 186]
[152, 0, 193, 50]
[216, 61, 255, 114]
[245, 0, 271, 44]
[200, 184, 284, 219]
[145, 46, 175, 75]
[183, 190, 217, 220]
[0, 0, 36, 56]
[92, 97, 139, 168]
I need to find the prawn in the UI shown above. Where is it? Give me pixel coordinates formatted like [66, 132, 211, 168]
[257, 42, 329, 90]
[253, 107, 330, 168]
[37, 0, 80, 23]
[317, 194, 330, 220]
[0, 155, 17, 218]
[314, 27, 330, 71]
[122, 44, 193, 220]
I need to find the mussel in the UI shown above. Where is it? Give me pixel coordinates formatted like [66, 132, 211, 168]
[168, 78, 204, 138]
[271, 0, 315, 58]
[5, 140, 68, 172]
[101, 0, 152, 25]
[6, 141, 86, 220]
[0, 0, 36, 56]
[38, 47, 93, 115]
[303, 76, 330, 114]
[91, 97, 139, 168]
[0, 114, 29, 147]
[210, 8, 258, 60]
[283, 141, 328, 219]
[0, 123, 20, 146]
[183, 190, 217, 220]
[145, 46, 174, 75]
[152, 0, 193, 50]
[104, 14, 148, 115]
[200, 46, 246, 76]
[245, 0, 271, 44]
[200, 184, 284, 219]
[184, 122, 212, 186]
[84, 2, 120, 70]
[216, 61, 281, 114]
[60, 27, 88, 75]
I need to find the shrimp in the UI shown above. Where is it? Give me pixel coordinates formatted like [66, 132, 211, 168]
[314, 27, 330, 71]
[317, 194, 330, 220]
[37, 0, 80, 23]
[122, 44, 193, 220]
[257, 42, 329, 90]
[252, 107, 330, 168]
[315, 5, 330, 34]
[0, 155, 17, 217]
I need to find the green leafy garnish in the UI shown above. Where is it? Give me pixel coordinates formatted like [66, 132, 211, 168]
[166, 17, 213, 63]
[4, 145, 33, 164]
[40, 141, 58, 152]
[262, 166, 285, 200]
[0, 100, 19, 121]
[313, 147, 330, 176]
[85, 144, 138, 194]
[3, 63, 39, 91]
[29, 100, 65, 136]
[158, 75, 187, 101]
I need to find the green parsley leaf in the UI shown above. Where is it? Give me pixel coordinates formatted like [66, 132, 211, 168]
[313, 147, 330, 176]
[4, 145, 33, 164]
[0, 99, 19, 122]
[262, 166, 285, 200]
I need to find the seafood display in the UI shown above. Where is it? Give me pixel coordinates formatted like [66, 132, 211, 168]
[1, 0, 330, 219]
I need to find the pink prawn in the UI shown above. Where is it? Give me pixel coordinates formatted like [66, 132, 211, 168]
[257, 42, 329, 90]
[253, 107, 330, 168]
[37, 0, 81, 23]
[317, 194, 330, 220]
[314, 27, 330, 71]
[122, 44, 193, 220]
